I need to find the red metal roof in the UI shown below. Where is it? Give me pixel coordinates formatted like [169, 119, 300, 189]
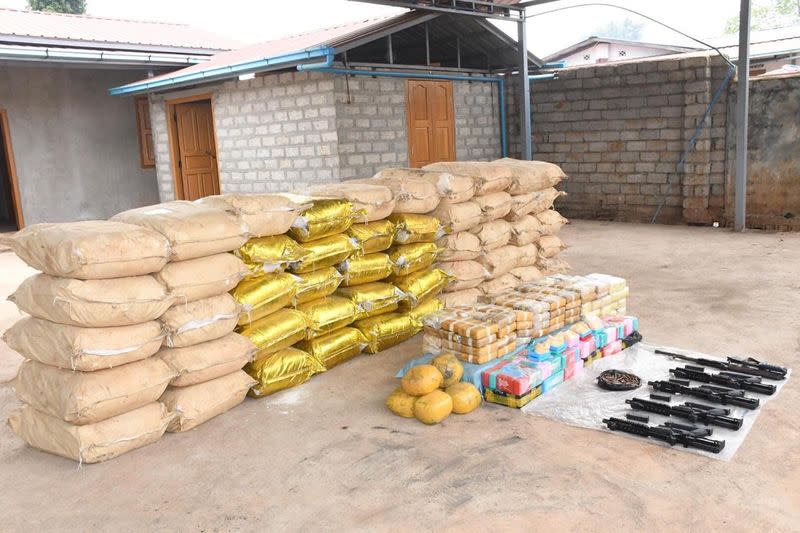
[0, 7, 239, 53]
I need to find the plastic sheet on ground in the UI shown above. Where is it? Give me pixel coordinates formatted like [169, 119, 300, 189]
[522, 342, 791, 461]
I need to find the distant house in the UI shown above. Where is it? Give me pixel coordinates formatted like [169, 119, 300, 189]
[712, 25, 800, 76]
[0, 8, 237, 228]
[544, 36, 698, 67]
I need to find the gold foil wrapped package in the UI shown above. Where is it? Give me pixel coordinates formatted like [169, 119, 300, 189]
[236, 235, 308, 270]
[389, 242, 441, 276]
[338, 252, 394, 286]
[393, 268, 450, 307]
[296, 295, 358, 339]
[388, 214, 445, 245]
[245, 347, 325, 398]
[288, 198, 355, 242]
[231, 271, 298, 326]
[354, 313, 422, 354]
[238, 308, 308, 357]
[297, 327, 367, 369]
[404, 296, 444, 318]
[347, 220, 395, 254]
[336, 282, 406, 320]
[290, 234, 360, 274]
[294, 267, 344, 305]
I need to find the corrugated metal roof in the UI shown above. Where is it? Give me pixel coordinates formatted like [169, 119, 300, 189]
[0, 7, 239, 53]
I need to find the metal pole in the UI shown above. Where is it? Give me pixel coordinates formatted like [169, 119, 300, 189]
[517, 19, 532, 160]
[734, 0, 751, 231]
[387, 34, 393, 65]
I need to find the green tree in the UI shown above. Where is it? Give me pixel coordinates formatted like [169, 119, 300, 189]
[591, 18, 645, 41]
[725, 0, 800, 33]
[27, 0, 86, 14]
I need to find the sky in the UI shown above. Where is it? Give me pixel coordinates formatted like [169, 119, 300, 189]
[0, 0, 745, 55]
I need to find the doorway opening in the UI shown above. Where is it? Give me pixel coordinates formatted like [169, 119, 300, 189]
[0, 110, 23, 231]
[166, 94, 220, 201]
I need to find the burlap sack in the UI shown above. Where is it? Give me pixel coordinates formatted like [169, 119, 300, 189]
[429, 201, 482, 233]
[510, 266, 544, 283]
[478, 245, 520, 279]
[509, 215, 543, 246]
[347, 175, 440, 214]
[160, 370, 255, 432]
[474, 191, 512, 222]
[14, 358, 175, 425]
[538, 235, 566, 258]
[161, 293, 239, 348]
[491, 158, 566, 194]
[7, 402, 173, 464]
[515, 243, 540, 267]
[436, 232, 481, 261]
[10, 274, 175, 327]
[196, 193, 310, 238]
[437, 260, 487, 292]
[373, 168, 475, 204]
[2, 317, 164, 371]
[440, 288, 482, 308]
[506, 188, 565, 221]
[538, 256, 571, 275]
[302, 183, 395, 222]
[470, 219, 512, 251]
[0, 221, 170, 280]
[159, 332, 256, 387]
[537, 209, 569, 235]
[423, 161, 512, 195]
[480, 273, 520, 296]
[111, 201, 249, 261]
[155, 253, 249, 303]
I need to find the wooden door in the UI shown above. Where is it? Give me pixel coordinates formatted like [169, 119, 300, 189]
[174, 100, 220, 200]
[406, 79, 455, 168]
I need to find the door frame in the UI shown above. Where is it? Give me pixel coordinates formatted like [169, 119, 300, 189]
[0, 109, 24, 229]
[165, 93, 219, 200]
[404, 79, 456, 168]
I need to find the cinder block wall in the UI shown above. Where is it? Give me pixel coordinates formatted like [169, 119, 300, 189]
[507, 54, 731, 224]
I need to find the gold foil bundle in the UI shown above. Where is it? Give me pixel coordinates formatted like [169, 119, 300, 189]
[354, 313, 422, 354]
[296, 327, 367, 370]
[388, 214, 445, 244]
[290, 234, 360, 274]
[336, 282, 406, 320]
[404, 296, 444, 318]
[288, 198, 355, 242]
[296, 295, 358, 339]
[338, 252, 394, 286]
[388, 242, 441, 276]
[231, 271, 298, 326]
[393, 268, 450, 307]
[347, 220, 396, 254]
[238, 308, 308, 357]
[294, 267, 344, 305]
[236, 235, 308, 270]
[245, 347, 325, 398]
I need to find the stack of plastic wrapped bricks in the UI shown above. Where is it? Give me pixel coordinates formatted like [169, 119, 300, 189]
[421, 305, 520, 364]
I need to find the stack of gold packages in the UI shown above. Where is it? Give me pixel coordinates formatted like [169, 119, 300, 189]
[421, 305, 518, 364]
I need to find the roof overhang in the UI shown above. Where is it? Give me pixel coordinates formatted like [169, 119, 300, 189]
[0, 43, 210, 67]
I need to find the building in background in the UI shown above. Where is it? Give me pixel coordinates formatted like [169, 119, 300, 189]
[543, 36, 698, 67]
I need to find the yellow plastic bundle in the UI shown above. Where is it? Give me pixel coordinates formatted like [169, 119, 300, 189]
[389, 214, 445, 244]
[294, 267, 344, 305]
[288, 198, 355, 242]
[389, 242, 441, 276]
[354, 312, 422, 354]
[405, 296, 444, 318]
[296, 327, 367, 369]
[296, 295, 358, 339]
[393, 268, 450, 307]
[231, 271, 299, 326]
[347, 220, 396, 254]
[338, 252, 394, 286]
[336, 282, 406, 320]
[290, 234, 360, 274]
[245, 347, 325, 398]
[236, 235, 308, 270]
[238, 308, 308, 357]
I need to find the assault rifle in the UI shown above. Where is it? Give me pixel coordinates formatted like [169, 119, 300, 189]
[649, 380, 760, 410]
[603, 417, 725, 453]
[626, 397, 743, 430]
[670, 366, 776, 395]
[655, 349, 787, 380]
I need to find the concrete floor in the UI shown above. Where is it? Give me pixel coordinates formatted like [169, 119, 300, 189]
[0, 220, 798, 532]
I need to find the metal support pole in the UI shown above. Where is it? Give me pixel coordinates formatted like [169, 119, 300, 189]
[387, 34, 393, 65]
[734, 0, 751, 231]
[456, 36, 461, 70]
[517, 20, 532, 160]
[425, 23, 430, 67]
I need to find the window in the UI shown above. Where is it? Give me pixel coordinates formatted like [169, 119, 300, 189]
[583, 54, 591, 60]
[618, 50, 627, 57]
[135, 96, 155, 168]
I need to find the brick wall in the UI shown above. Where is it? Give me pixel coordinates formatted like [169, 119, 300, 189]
[453, 80, 503, 161]
[507, 53, 731, 224]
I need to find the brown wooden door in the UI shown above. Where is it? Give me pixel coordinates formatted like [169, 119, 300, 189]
[406, 79, 455, 168]
[174, 100, 219, 200]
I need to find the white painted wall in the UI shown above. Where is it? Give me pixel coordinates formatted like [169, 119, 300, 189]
[560, 43, 680, 67]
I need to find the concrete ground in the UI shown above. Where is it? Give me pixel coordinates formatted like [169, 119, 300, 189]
[0, 220, 799, 532]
